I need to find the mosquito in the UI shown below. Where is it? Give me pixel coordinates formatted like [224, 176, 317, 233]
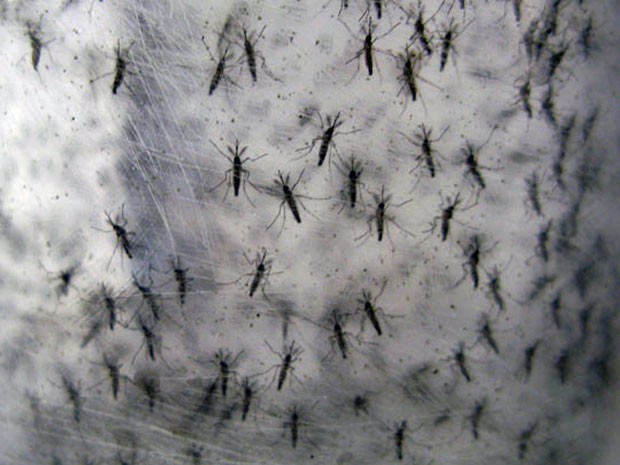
[334, 154, 364, 210]
[454, 342, 471, 382]
[470, 401, 485, 440]
[96, 204, 135, 269]
[265, 170, 324, 234]
[438, 18, 473, 72]
[208, 139, 267, 206]
[264, 340, 303, 391]
[212, 349, 243, 397]
[355, 186, 414, 244]
[479, 315, 500, 354]
[246, 247, 273, 298]
[295, 111, 348, 167]
[240, 25, 266, 82]
[400, 124, 448, 180]
[424, 192, 464, 242]
[523, 341, 539, 380]
[358, 280, 388, 336]
[341, 16, 399, 78]
[409, 1, 434, 56]
[26, 20, 43, 71]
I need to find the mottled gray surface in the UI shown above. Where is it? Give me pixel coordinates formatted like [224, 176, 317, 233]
[1, 1, 619, 464]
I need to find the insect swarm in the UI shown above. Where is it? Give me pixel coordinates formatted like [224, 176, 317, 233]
[207, 138, 267, 206]
[355, 185, 414, 244]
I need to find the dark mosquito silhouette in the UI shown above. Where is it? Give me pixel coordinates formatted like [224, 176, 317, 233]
[523, 341, 539, 380]
[454, 342, 472, 382]
[219, 247, 279, 299]
[295, 111, 347, 167]
[438, 17, 473, 72]
[395, 43, 421, 102]
[244, 247, 273, 298]
[394, 420, 407, 460]
[200, 36, 238, 96]
[240, 25, 266, 82]
[208, 138, 267, 206]
[58, 372, 82, 423]
[320, 309, 360, 360]
[486, 266, 506, 312]
[403, 0, 437, 56]
[469, 401, 485, 440]
[132, 273, 162, 322]
[516, 72, 533, 119]
[26, 19, 45, 71]
[399, 124, 448, 180]
[133, 315, 159, 363]
[169, 256, 190, 306]
[264, 340, 303, 391]
[479, 314, 500, 354]
[265, 170, 325, 234]
[96, 204, 136, 269]
[334, 154, 364, 210]
[525, 172, 543, 217]
[357, 280, 389, 336]
[455, 234, 494, 290]
[341, 16, 399, 78]
[89, 41, 135, 95]
[460, 127, 496, 190]
[518, 423, 537, 460]
[112, 42, 128, 94]
[134, 369, 160, 412]
[355, 186, 414, 244]
[424, 192, 471, 242]
[102, 353, 122, 400]
[212, 349, 243, 397]
[241, 376, 259, 421]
